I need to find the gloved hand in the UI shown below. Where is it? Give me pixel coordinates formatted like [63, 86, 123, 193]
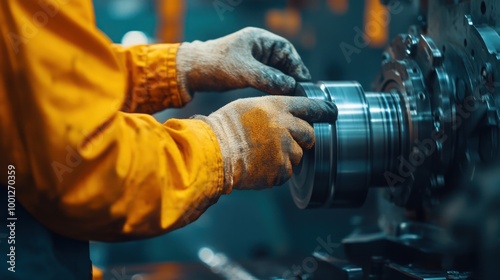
[176, 27, 311, 97]
[194, 96, 337, 191]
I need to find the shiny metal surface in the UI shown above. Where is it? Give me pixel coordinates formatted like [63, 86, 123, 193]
[291, 82, 409, 208]
[292, 0, 500, 211]
[291, 83, 335, 209]
[291, 1, 499, 278]
[326, 82, 371, 208]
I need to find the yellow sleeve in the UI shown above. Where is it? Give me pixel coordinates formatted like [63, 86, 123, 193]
[112, 43, 193, 114]
[0, 0, 225, 241]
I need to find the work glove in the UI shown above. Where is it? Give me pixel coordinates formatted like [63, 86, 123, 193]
[176, 27, 311, 97]
[195, 96, 337, 191]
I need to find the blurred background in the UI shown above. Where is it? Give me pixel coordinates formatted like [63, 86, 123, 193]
[90, 0, 420, 269]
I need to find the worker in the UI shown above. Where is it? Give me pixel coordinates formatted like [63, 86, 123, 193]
[0, 1, 337, 279]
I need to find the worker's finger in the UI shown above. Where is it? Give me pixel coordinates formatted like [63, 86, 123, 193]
[287, 97, 338, 123]
[287, 117, 316, 150]
[247, 62, 297, 95]
[249, 28, 311, 81]
[287, 136, 306, 166]
[274, 153, 294, 186]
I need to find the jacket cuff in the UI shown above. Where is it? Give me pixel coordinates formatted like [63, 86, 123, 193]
[131, 43, 192, 113]
[194, 119, 229, 197]
[168, 119, 228, 204]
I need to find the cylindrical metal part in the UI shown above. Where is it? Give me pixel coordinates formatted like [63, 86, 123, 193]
[364, 91, 407, 186]
[290, 82, 409, 208]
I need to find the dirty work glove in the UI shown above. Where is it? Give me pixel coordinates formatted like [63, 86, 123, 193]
[194, 96, 337, 191]
[177, 27, 311, 97]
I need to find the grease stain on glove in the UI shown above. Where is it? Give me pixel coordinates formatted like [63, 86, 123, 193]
[177, 27, 311, 97]
[194, 96, 337, 191]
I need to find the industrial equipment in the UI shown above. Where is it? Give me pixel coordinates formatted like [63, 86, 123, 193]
[290, 0, 500, 279]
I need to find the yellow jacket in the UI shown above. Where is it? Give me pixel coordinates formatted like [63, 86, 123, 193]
[0, 0, 226, 242]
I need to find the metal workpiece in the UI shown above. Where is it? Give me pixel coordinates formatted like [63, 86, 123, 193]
[290, 83, 335, 209]
[292, 0, 500, 210]
[291, 81, 410, 208]
[290, 1, 500, 279]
